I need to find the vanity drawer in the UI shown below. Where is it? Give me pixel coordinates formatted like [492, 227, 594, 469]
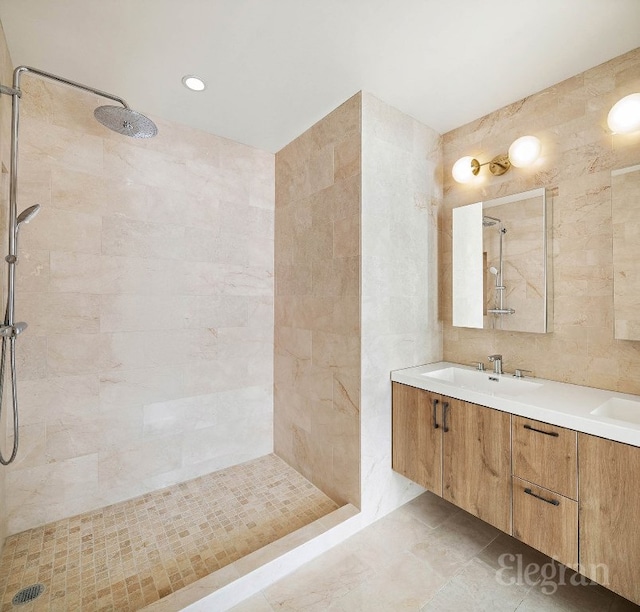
[512, 415, 577, 499]
[512, 477, 578, 570]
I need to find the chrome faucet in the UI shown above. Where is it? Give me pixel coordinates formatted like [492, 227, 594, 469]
[488, 354, 503, 375]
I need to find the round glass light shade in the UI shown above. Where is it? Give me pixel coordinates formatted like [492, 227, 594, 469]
[508, 135, 541, 168]
[182, 75, 206, 91]
[607, 93, 640, 134]
[452, 156, 476, 183]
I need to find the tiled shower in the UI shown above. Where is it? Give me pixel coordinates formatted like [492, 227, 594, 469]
[5, 68, 275, 536]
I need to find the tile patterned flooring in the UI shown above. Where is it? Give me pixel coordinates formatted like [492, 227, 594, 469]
[233, 492, 640, 612]
[0, 454, 338, 612]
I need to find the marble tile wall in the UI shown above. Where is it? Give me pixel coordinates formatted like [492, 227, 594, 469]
[0, 20, 12, 548]
[274, 93, 361, 507]
[360, 93, 442, 520]
[4, 74, 275, 534]
[442, 47, 640, 394]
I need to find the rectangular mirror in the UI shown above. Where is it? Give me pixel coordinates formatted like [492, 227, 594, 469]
[612, 163, 640, 341]
[452, 187, 551, 333]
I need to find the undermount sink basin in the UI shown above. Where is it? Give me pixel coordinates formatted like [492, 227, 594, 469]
[422, 366, 542, 397]
[591, 398, 640, 426]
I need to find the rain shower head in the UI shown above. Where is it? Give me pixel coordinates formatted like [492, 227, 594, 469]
[94, 105, 158, 139]
[482, 215, 501, 227]
[16, 204, 40, 227]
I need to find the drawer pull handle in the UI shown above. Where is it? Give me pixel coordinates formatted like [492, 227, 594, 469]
[523, 424, 559, 437]
[443, 401, 450, 432]
[432, 399, 440, 429]
[524, 487, 560, 506]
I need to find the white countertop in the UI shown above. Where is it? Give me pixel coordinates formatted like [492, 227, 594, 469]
[391, 361, 640, 448]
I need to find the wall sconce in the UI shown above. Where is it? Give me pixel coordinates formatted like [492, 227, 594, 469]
[608, 93, 640, 134]
[452, 135, 542, 184]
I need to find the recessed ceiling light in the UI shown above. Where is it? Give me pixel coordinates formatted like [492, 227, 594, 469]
[182, 75, 206, 92]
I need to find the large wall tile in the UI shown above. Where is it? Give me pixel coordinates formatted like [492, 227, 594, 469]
[101, 216, 185, 260]
[100, 294, 187, 332]
[17, 292, 100, 335]
[99, 365, 186, 409]
[16, 249, 50, 293]
[21, 207, 102, 254]
[6, 453, 99, 514]
[17, 374, 100, 426]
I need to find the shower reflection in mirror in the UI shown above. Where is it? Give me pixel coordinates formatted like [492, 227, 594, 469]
[482, 214, 515, 319]
[452, 187, 551, 334]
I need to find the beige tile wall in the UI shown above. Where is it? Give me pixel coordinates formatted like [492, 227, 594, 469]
[274, 93, 361, 507]
[0, 20, 12, 549]
[442, 47, 640, 394]
[4, 74, 275, 534]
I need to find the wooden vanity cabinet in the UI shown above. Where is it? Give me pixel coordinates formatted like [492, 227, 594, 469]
[392, 383, 511, 532]
[392, 381, 640, 604]
[392, 382, 442, 495]
[578, 433, 640, 605]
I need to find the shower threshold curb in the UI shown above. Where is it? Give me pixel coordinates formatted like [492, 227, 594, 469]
[140, 503, 361, 611]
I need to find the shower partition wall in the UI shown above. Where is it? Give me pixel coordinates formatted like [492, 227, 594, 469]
[2, 73, 275, 535]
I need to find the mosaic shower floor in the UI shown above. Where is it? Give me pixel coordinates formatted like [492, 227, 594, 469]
[0, 454, 338, 612]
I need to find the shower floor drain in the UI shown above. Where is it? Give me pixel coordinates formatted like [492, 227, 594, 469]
[12, 584, 45, 606]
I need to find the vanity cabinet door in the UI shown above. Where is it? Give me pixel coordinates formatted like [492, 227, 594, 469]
[579, 433, 640, 605]
[392, 382, 443, 495]
[442, 398, 511, 533]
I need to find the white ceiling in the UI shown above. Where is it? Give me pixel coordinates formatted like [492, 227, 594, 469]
[1, 0, 639, 152]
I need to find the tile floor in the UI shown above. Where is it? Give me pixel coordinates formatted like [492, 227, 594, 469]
[0, 454, 338, 612]
[232, 492, 640, 612]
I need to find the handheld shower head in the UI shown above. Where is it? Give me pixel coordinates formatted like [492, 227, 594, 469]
[489, 266, 498, 275]
[94, 105, 158, 138]
[17, 204, 41, 227]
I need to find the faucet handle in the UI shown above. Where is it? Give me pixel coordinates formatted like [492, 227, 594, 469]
[471, 361, 486, 371]
[488, 354, 502, 362]
[514, 368, 532, 378]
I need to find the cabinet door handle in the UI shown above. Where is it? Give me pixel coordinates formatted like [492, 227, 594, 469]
[432, 398, 440, 429]
[524, 487, 560, 506]
[442, 401, 450, 432]
[523, 424, 559, 437]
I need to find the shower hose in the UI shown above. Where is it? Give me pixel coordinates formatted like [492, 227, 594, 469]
[0, 330, 19, 465]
